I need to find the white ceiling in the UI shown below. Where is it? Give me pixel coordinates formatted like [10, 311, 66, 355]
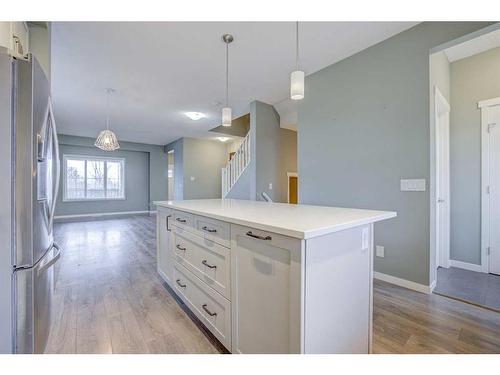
[51, 22, 418, 145]
[444, 28, 500, 62]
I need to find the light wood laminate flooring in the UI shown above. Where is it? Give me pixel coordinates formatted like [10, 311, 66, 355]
[46, 215, 500, 354]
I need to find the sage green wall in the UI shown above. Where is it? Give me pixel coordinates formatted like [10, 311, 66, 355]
[165, 138, 184, 200]
[450, 47, 500, 265]
[56, 134, 168, 215]
[226, 100, 297, 203]
[182, 137, 227, 200]
[55, 144, 149, 215]
[298, 22, 492, 286]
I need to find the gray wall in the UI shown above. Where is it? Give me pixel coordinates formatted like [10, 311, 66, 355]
[255, 101, 297, 202]
[55, 135, 167, 216]
[298, 22, 492, 286]
[166, 138, 184, 200]
[55, 144, 150, 216]
[450, 47, 500, 264]
[183, 137, 227, 199]
[227, 100, 297, 203]
[166, 137, 228, 200]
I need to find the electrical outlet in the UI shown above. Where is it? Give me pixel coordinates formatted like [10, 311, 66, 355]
[190, 176, 195, 181]
[269, 182, 273, 190]
[376, 245, 385, 258]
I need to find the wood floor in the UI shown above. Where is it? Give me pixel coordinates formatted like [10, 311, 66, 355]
[46, 215, 500, 354]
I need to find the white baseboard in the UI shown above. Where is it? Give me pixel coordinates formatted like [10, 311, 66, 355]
[449, 260, 483, 273]
[54, 210, 154, 220]
[373, 271, 432, 294]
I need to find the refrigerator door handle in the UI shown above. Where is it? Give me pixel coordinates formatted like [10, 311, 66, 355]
[47, 98, 60, 232]
[37, 242, 61, 276]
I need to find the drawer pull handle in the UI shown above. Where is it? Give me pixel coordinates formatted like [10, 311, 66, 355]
[202, 304, 217, 317]
[176, 218, 187, 223]
[202, 260, 217, 269]
[176, 244, 186, 251]
[202, 226, 217, 233]
[246, 231, 272, 241]
[166, 215, 172, 231]
[176, 279, 186, 288]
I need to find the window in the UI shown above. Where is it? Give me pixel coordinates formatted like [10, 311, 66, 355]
[63, 155, 125, 201]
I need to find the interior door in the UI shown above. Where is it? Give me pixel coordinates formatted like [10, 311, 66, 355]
[488, 105, 500, 275]
[435, 89, 450, 269]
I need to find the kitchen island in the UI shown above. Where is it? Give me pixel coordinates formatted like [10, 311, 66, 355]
[154, 199, 396, 354]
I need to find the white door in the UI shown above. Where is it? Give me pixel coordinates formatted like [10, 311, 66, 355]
[487, 104, 500, 275]
[435, 88, 450, 269]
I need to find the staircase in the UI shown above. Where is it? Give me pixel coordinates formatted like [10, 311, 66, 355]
[221, 132, 251, 198]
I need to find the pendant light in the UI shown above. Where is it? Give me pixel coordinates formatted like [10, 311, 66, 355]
[290, 22, 305, 100]
[95, 88, 120, 151]
[222, 33, 233, 127]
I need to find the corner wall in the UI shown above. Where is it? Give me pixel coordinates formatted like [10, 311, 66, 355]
[55, 134, 167, 216]
[182, 137, 227, 199]
[298, 22, 492, 286]
[227, 100, 297, 203]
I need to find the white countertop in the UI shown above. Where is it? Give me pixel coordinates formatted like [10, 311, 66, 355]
[154, 199, 396, 240]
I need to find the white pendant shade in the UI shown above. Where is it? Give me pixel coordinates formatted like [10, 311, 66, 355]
[290, 70, 305, 100]
[222, 107, 232, 127]
[95, 129, 120, 151]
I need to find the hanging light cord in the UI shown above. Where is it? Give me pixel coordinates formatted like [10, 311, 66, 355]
[225, 41, 229, 107]
[106, 89, 110, 130]
[296, 21, 299, 71]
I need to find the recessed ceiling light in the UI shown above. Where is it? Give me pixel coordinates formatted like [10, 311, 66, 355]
[217, 137, 230, 142]
[185, 112, 205, 120]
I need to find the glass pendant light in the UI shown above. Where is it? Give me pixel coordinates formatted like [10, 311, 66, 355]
[290, 22, 305, 100]
[95, 88, 120, 151]
[222, 33, 233, 127]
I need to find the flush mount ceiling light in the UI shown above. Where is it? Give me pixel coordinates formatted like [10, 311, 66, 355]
[290, 22, 305, 100]
[221, 33, 233, 127]
[217, 137, 230, 142]
[185, 112, 205, 120]
[95, 88, 120, 151]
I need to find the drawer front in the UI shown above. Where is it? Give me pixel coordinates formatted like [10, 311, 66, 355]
[173, 227, 230, 299]
[172, 210, 194, 230]
[194, 215, 231, 248]
[230, 224, 302, 354]
[173, 264, 231, 350]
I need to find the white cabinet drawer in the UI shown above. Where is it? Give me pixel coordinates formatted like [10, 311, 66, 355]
[173, 264, 231, 350]
[194, 215, 231, 248]
[173, 226, 230, 299]
[172, 210, 194, 230]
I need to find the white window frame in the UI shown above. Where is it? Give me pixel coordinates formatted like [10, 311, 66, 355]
[63, 154, 126, 202]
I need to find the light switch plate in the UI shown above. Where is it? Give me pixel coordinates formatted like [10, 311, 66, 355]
[269, 183, 273, 190]
[376, 245, 385, 258]
[400, 178, 426, 191]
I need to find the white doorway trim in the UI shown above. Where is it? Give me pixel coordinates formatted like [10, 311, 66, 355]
[434, 86, 451, 270]
[479, 96, 500, 274]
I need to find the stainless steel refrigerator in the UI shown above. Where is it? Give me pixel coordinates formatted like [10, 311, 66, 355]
[0, 52, 61, 354]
